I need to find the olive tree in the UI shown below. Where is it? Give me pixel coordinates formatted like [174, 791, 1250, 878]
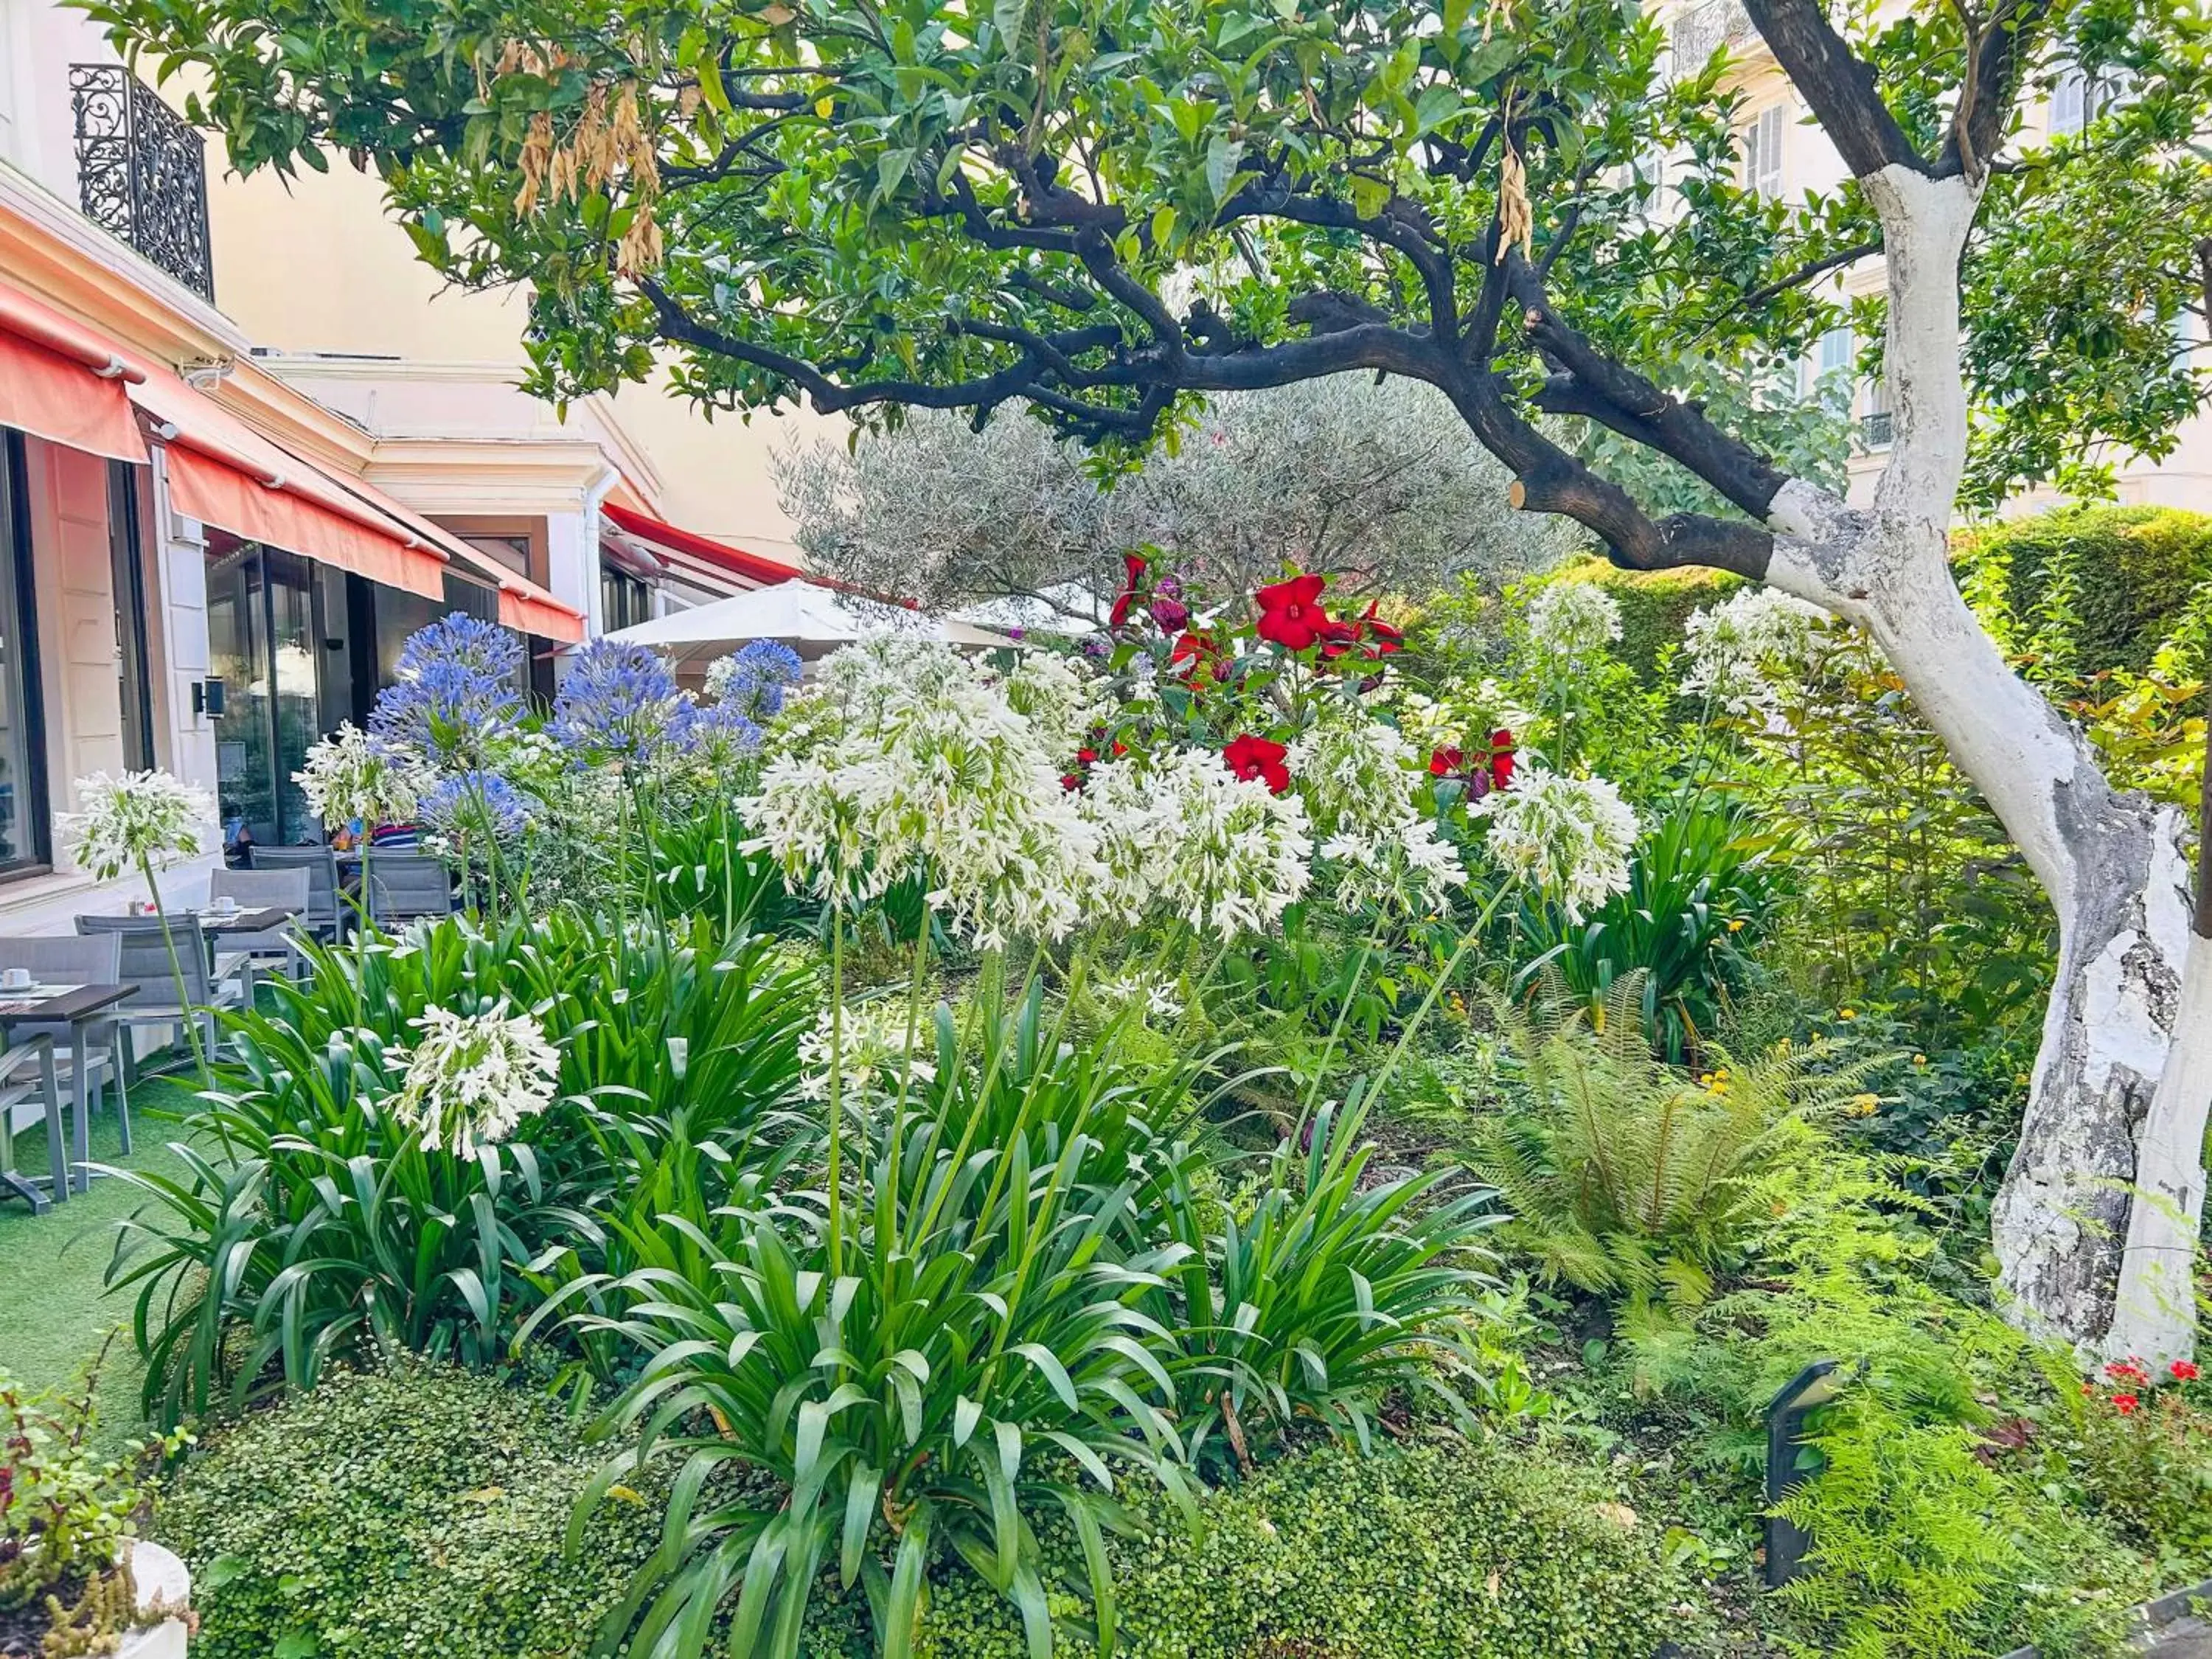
[95, 0, 2212, 1356]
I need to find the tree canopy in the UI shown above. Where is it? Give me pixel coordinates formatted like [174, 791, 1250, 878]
[93, 0, 2208, 560]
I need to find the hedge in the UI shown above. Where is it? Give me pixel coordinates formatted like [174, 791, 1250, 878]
[1531, 555, 1746, 682]
[1951, 505, 2212, 683]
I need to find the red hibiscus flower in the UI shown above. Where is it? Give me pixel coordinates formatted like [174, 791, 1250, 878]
[1488, 728, 1516, 791]
[1169, 629, 1225, 684]
[1354, 601, 1405, 654]
[1150, 595, 1191, 634]
[1222, 733, 1291, 793]
[2112, 1393, 2140, 1415]
[1429, 746, 1464, 778]
[2172, 1360, 2201, 1382]
[1109, 552, 1149, 628]
[1254, 573, 1331, 651]
[1077, 748, 1099, 765]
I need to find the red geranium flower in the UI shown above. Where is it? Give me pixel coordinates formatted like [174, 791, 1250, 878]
[1254, 573, 1331, 651]
[1489, 728, 1516, 791]
[2112, 1393, 2140, 1415]
[2106, 1359, 2150, 1385]
[1430, 746, 1464, 778]
[1222, 734, 1291, 793]
[1061, 773, 1083, 793]
[1109, 552, 1148, 628]
[2172, 1360, 2201, 1382]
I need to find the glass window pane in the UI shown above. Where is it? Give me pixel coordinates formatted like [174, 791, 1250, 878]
[0, 434, 47, 871]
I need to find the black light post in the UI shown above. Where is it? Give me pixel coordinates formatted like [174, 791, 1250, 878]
[1764, 1359, 1842, 1589]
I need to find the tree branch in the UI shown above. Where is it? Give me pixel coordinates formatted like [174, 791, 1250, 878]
[1740, 0, 1928, 177]
[1739, 237, 1883, 308]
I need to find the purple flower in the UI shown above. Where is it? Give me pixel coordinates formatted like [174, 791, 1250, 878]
[1080, 634, 1111, 660]
[708, 640, 804, 722]
[420, 770, 530, 842]
[370, 614, 525, 766]
[552, 639, 685, 762]
[674, 699, 765, 768]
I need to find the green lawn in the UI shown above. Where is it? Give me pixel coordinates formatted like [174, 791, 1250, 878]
[0, 1076, 200, 1444]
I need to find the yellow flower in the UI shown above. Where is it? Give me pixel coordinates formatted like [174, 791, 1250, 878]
[1839, 1008, 1857, 1020]
[1913, 1053, 1927, 1066]
[1726, 917, 1745, 932]
[1850, 1093, 1880, 1117]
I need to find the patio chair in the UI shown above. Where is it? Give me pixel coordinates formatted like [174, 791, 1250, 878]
[247, 844, 343, 941]
[74, 914, 244, 1075]
[0, 1032, 61, 1213]
[0, 933, 129, 1159]
[364, 852, 455, 930]
[209, 866, 313, 986]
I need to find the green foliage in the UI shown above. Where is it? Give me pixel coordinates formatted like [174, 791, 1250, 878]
[2037, 1358, 2212, 1584]
[0, 1353, 177, 1617]
[155, 1364, 660, 1659]
[1471, 975, 1880, 1324]
[1515, 795, 1787, 1062]
[104, 910, 813, 1426]
[574, 984, 1499, 1659]
[912, 1436, 1698, 1659]
[1955, 505, 2212, 686]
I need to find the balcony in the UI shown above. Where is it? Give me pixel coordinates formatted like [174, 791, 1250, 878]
[1860, 410, 1895, 450]
[69, 63, 214, 302]
[1670, 0, 1756, 66]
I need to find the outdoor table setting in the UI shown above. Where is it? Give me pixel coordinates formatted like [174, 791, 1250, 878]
[0, 973, 139, 1209]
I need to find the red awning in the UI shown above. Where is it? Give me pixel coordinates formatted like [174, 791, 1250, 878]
[601, 500, 804, 587]
[0, 283, 148, 464]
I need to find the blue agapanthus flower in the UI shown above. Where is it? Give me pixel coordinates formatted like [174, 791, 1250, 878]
[370, 614, 526, 766]
[707, 640, 804, 722]
[420, 770, 532, 843]
[674, 699, 765, 770]
[552, 639, 686, 763]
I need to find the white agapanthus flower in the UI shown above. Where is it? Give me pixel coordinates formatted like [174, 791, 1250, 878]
[293, 723, 428, 830]
[796, 999, 936, 1102]
[1289, 705, 1467, 914]
[1473, 766, 1640, 922]
[1003, 652, 1105, 757]
[1681, 587, 1829, 717]
[1081, 748, 1312, 940]
[1099, 968, 1184, 1023]
[390, 1001, 561, 1157]
[63, 769, 215, 881]
[742, 636, 1105, 950]
[1524, 582, 1624, 663]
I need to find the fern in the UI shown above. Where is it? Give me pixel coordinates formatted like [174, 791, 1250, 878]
[1472, 971, 1886, 1324]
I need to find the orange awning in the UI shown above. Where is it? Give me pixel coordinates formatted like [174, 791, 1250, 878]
[0, 283, 148, 464]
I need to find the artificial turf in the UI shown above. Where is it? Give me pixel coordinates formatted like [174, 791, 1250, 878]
[0, 1076, 199, 1444]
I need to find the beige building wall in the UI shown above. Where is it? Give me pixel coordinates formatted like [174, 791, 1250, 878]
[204, 156, 831, 562]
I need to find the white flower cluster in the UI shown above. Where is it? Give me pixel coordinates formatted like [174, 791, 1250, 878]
[743, 636, 1102, 950]
[1473, 766, 1640, 922]
[63, 769, 215, 882]
[1082, 747, 1312, 940]
[1681, 587, 1829, 718]
[390, 1001, 561, 1158]
[796, 998, 936, 1102]
[1288, 704, 1466, 915]
[1524, 582, 1623, 664]
[294, 723, 428, 830]
[1002, 652, 1105, 757]
[1099, 968, 1184, 1023]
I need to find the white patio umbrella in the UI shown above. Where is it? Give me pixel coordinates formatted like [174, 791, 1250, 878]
[602, 579, 1014, 667]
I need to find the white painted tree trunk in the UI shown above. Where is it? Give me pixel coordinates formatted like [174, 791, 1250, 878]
[1753, 166, 2210, 1360]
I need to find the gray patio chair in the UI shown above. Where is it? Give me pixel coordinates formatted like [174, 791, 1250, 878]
[74, 914, 243, 1075]
[209, 866, 313, 985]
[246, 845, 343, 940]
[0, 933, 128, 1158]
[0, 1032, 62, 1213]
[365, 852, 454, 930]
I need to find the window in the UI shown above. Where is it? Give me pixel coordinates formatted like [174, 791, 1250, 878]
[1809, 326, 1855, 411]
[1862, 374, 1894, 450]
[106, 462, 156, 772]
[2049, 65, 2128, 135]
[1743, 104, 1784, 202]
[601, 560, 652, 633]
[0, 433, 51, 875]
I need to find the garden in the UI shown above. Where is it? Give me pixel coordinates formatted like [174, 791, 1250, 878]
[10, 0, 2212, 1652]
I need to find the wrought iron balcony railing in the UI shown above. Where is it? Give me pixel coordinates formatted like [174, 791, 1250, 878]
[69, 64, 214, 302]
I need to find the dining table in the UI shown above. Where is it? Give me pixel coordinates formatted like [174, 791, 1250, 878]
[0, 981, 137, 1204]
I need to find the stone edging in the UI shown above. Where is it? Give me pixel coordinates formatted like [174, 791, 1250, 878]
[1994, 1576, 2212, 1659]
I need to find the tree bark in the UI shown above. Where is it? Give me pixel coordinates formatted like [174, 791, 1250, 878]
[1740, 167, 2208, 1359]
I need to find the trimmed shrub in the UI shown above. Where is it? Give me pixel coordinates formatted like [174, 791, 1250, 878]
[1531, 556, 1747, 681]
[1952, 505, 2212, 684]
[154, 1364, 658, 1659]
[915, 1437, 1699, 1658]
